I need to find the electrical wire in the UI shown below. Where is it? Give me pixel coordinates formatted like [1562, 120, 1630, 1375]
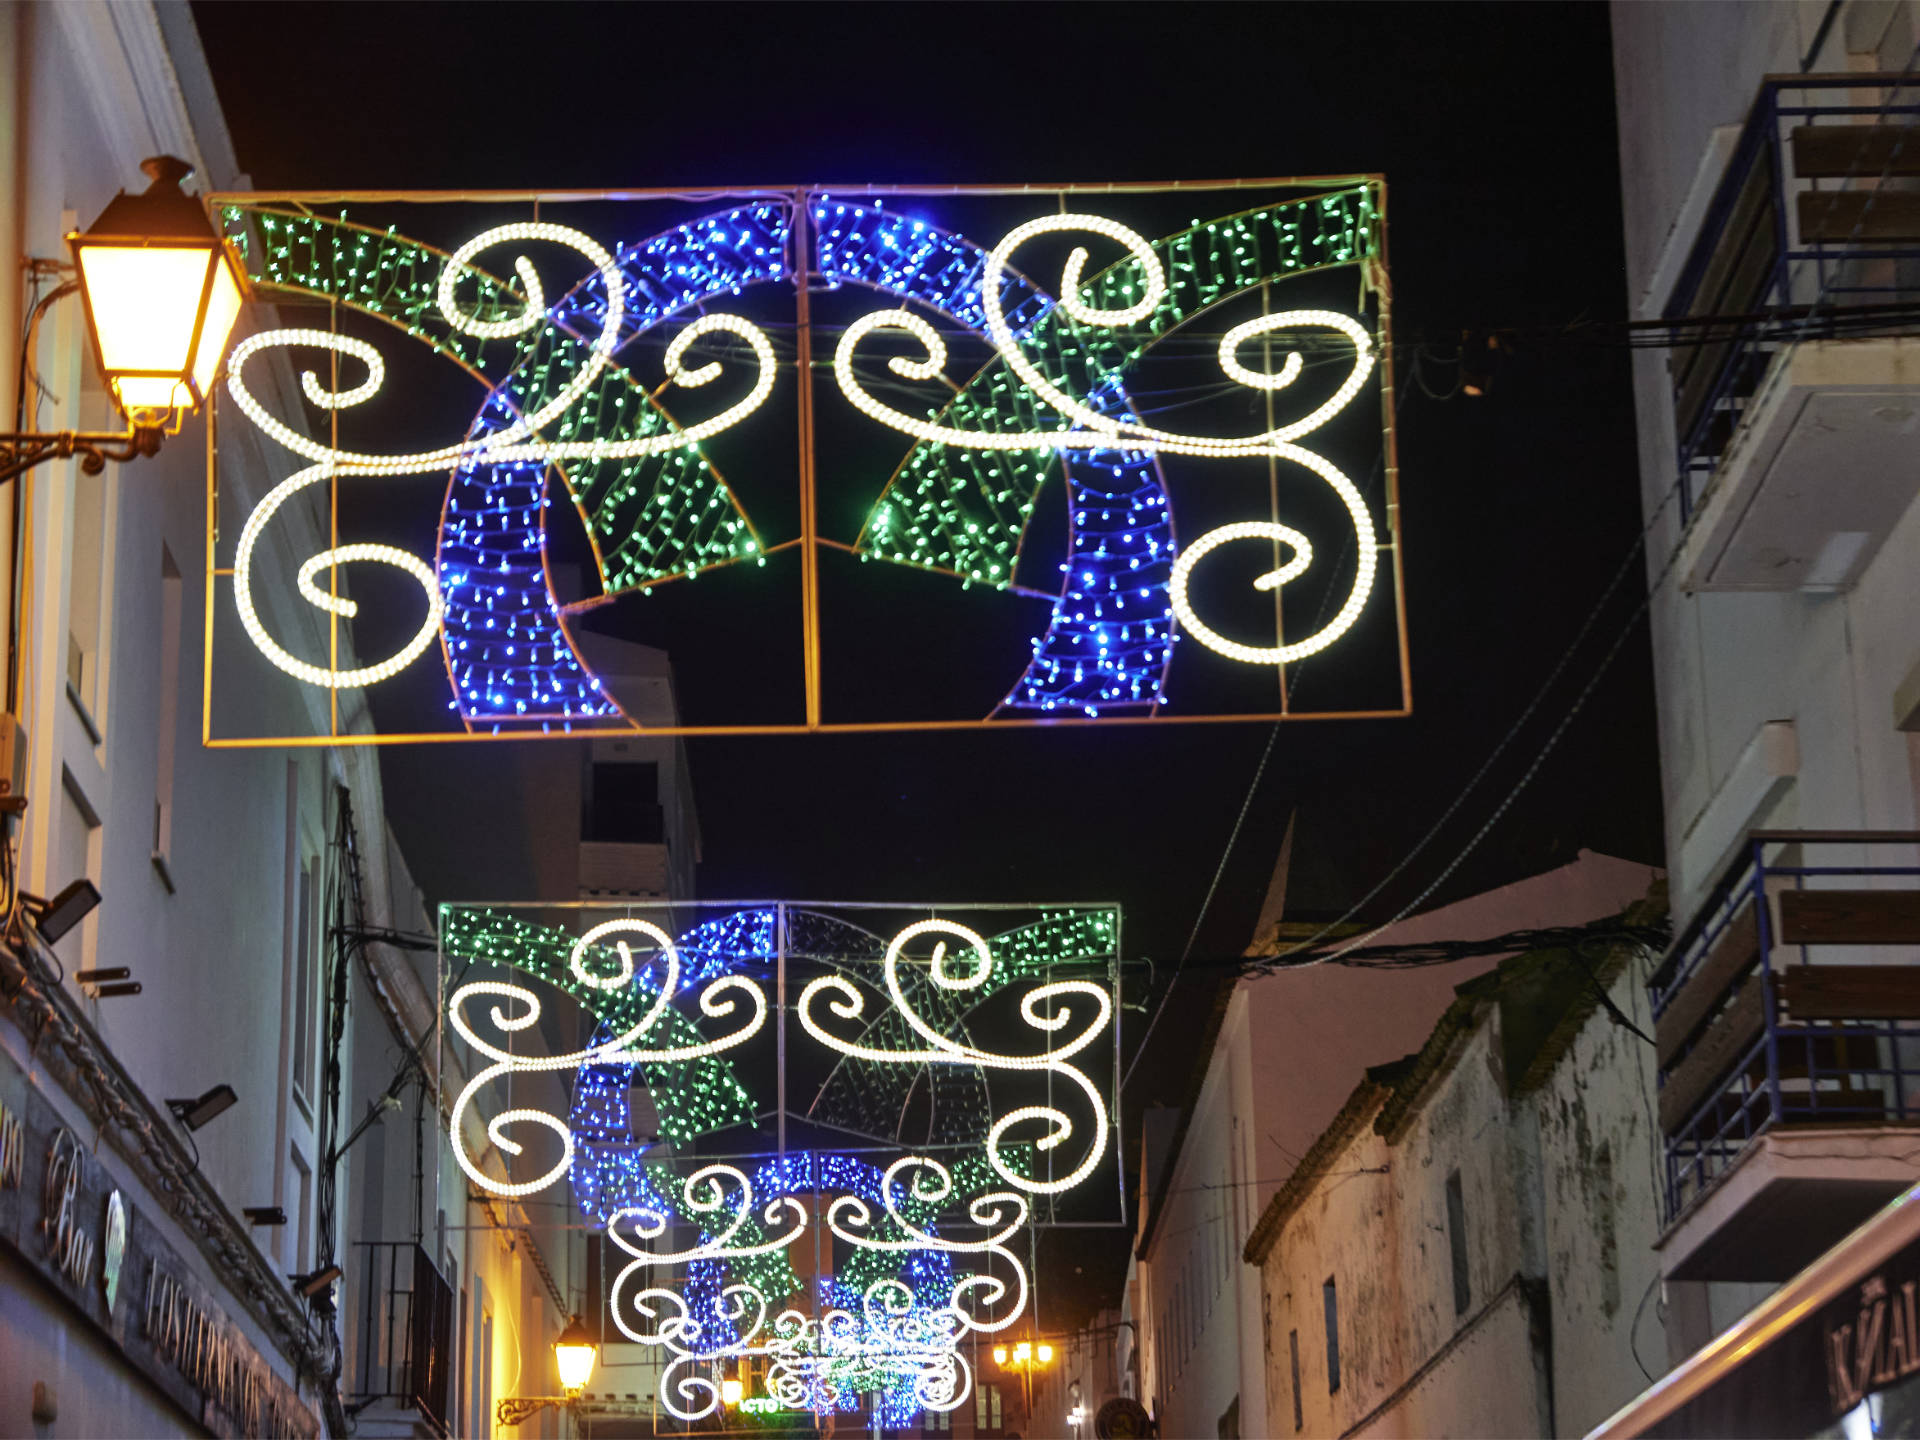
[1274, 65, 1920, 971]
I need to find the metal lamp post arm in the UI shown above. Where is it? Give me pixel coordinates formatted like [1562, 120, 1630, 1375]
[5, 270, 169, 485]
[0, 425, 163, 485]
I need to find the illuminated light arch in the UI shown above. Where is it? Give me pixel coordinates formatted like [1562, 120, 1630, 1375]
[215, 187, 1387, 722]
[221, 209, 775, 723]
[445, 902, 1119, 1424]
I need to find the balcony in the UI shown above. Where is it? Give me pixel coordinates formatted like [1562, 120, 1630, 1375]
[347, 1242, 454, 1437]
[1650, 832, 1920, 1281]
[1665, 74, 1920, 592]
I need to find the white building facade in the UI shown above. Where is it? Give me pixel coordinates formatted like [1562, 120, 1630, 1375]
[1610, 0, 1920, 1372]
[0, 4, 440, 1435]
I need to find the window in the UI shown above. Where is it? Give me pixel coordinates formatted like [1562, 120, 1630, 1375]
[291, 1147, 313, 1272]
[292, 857, 316, 1104]
[923, 1401, 951, 1433]
[584, 760, 663, 843]
[1289, 1328, 1304, 1431]
[456, 1284, 468, 1438]
[65, 460, 111, 733]
[1323, 1278, 1340, 1393]
[152, 544, 181, 879]
[1446, 1169, 1471, 1316]
[975, 1382, 1003, 1432]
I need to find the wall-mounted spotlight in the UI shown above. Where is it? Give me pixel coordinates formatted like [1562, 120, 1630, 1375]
[165, 1084, 237, 1131]
[20, 878, 101, 944]
[243, 1206, 286, 1227]
[291, 1265, 342, 1298]
[76, 966, 139, 998]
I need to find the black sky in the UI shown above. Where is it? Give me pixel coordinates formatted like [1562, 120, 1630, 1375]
[189, 0, 1662, 1319]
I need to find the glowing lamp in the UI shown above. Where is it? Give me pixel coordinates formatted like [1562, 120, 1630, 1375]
[721, 1377, 744, 1407]
[1014, 1342, 1032, 1362]
[993, 1345, 1009, 1365]
[67, 156, 246, 429]
[552, 1313, 598, 1396]
[1038, 1343, 1055, 1364]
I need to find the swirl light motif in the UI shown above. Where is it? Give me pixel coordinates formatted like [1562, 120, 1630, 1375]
[447, 919, 766, 1198]
[799, 919, 1113, 1195]
[226, 222, 777, 689]
[835, 215, 1381, 669]
[608, 1157, 1015, 1422]
[443, 904, 1112, 1423]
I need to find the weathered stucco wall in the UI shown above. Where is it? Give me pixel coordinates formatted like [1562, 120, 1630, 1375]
[1256, 943, 1674, 1438]
[1259, 1009, 1552, 1440]
[1138, 854, 1656, 1437]
[1534, 956, 1668, 1436]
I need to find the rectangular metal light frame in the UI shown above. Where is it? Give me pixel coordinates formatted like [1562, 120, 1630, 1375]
[200, 177, 1410, 746]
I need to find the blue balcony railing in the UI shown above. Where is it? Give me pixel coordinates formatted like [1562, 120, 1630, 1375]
[1649, 831, 1920, 1225]
[1665, 73, 1920, 518]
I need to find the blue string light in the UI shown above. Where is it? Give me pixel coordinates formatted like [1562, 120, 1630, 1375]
[444, 205, 792, 728]
[815, 201, 1175, 716]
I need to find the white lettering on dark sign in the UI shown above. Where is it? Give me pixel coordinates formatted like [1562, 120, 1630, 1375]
[0, 1095, 23, 1187]
[143, 1260, 318, 1440]
[40, 1129, 94, 1287]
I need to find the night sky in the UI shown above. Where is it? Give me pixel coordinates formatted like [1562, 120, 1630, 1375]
[190, 1, 1661, 1320]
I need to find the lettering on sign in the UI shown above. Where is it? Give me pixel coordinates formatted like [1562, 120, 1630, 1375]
[1828, 1273, 1920, 1414]
[102, 1189, 127, 1313]
[41, 1128, 95, 1288]
[144, 1260, 319, 1439]
[0, 1094, 22, 1187]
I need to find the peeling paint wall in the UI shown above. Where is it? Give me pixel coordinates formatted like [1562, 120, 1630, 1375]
[1256, 952, 1671, 1438]
[1260, 1012, 1553, 1439]
[1533, 956, 1669, 1436]
[1135, 854, 1658, 1438]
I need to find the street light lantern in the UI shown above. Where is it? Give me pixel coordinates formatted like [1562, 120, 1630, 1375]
[552, 1313, 597, 1397]
[993, 1345, 1009, 1366]
[1038, 1343, 1055, 1364]
[721, 1377, 744, 1407]
[66, 155, 245, 429]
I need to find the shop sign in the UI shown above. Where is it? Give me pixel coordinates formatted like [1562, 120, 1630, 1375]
[0, 1044, 318, 1438]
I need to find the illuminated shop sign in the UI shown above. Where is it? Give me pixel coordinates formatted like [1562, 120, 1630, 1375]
[206, 180, 1405, 743]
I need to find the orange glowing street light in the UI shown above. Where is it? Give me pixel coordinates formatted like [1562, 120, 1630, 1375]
[2, 155, 248, 485]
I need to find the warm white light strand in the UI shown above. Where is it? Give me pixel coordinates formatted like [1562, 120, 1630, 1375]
[226, 224, 773, 690]
[798, 920, 1114, 1195]
[446, 959, 766, 1198]
[1167, 446, 1380, 665]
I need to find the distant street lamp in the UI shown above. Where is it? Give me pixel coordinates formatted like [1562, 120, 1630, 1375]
[552, 1313, 599, 1397]
[994, 1336, 1055, 1425]
[2, 155, 246, 484]
[499, 1314, 601, 1427]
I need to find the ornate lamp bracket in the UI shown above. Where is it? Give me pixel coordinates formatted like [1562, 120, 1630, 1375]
[496, 1395, 572, 1428]
[0, 426, 164, 486]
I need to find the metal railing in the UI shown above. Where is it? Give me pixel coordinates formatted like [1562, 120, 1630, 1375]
[1664, 73, 1920, 517]
[1650, 831, 1920, 1224]
[349, 1241, 454, 1434]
